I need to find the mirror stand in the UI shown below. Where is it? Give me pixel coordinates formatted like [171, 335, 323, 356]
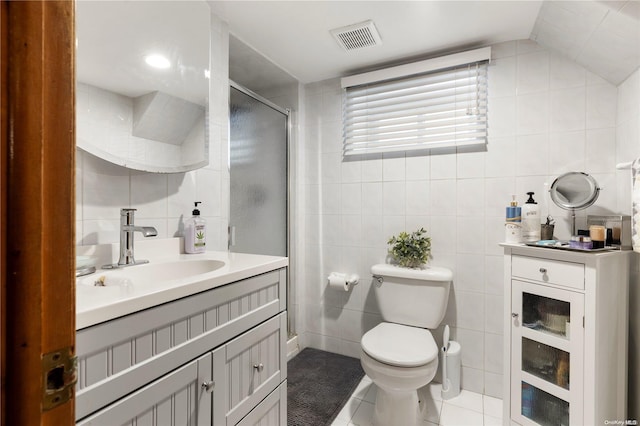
[549, 171, 600, 238]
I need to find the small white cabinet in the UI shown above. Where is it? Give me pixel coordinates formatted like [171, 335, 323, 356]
[503, 245, 629, 425]
[76, 268, 287, 425]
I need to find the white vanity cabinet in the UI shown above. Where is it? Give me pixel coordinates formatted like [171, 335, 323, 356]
[75, 268, 287, 426]
[502, 245, 629, 426]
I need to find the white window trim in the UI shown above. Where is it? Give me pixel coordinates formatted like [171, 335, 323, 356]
[341, 47, 491, 88]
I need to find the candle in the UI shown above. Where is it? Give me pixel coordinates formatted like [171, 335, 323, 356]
[590, 225, 606, 249]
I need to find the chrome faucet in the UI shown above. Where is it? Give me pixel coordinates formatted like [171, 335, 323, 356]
[103, 208, 158, 269]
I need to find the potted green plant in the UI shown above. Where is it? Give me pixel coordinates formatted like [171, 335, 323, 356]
[387, 227, 431, 268]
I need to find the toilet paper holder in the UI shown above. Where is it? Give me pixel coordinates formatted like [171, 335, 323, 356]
[327, 272, 360, 291]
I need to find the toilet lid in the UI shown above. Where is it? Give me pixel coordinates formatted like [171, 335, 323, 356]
[361, 322, 438, 367]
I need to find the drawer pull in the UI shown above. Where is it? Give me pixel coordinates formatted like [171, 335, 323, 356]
[253, 363, 264, 373]
[201, 381, 215, 393]
[539, 267, 547, 273]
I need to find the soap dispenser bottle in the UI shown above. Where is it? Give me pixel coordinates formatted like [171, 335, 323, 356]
[185, 202, 206, 254]
[522, 192, 541, 242]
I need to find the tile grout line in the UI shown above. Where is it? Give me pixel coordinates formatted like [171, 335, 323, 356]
[359, 385, 504, 425]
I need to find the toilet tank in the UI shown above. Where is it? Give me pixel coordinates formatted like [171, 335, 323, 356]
[371, 264, 452, 328]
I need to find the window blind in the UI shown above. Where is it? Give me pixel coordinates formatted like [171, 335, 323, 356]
[342, 49, 490, 156]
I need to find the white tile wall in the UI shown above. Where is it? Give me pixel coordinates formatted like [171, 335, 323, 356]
[300, 40, 629, 399]
[617, 67, 640, 419]
[75, 11, 229, 251]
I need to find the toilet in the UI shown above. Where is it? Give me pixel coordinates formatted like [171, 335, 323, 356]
[361, 263, 452, 426]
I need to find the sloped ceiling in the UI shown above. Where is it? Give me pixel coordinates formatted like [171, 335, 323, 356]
[531, 0, 640, 85]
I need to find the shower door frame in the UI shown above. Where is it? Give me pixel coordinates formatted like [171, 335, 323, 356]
[228, 80, 295, 337]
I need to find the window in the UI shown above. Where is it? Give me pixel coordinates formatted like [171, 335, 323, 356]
[342, 47, 490, 156]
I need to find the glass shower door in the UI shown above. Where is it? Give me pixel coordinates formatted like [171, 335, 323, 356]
[229, 85, 288, 257]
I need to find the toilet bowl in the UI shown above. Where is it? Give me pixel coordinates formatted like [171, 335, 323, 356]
[361, 322, 439, 425]
[361, 264, 452, 426]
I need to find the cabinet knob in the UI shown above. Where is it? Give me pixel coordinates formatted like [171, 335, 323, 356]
[539, 267, 547, 273]
[201, 381, 214, 393]
[511, 313, 519, 318]
[253, 363, 264, 373]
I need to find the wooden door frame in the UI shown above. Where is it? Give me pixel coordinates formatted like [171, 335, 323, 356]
[0, 0, 7, 422]
[2, 1, 76, 424]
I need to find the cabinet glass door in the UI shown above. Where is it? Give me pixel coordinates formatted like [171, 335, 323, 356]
[511, 280, 584, 426]
[522, 338, 570, 390]
[522, 292, 571, 339]
[521, 382, 569, 426]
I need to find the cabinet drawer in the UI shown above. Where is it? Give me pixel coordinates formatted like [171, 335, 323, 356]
[512, 255, 584, 290]
[222, 313, 287, 426]
[236, 381, 287, 426]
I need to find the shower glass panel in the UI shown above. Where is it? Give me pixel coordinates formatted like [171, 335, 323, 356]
[229, 85, 288, 257]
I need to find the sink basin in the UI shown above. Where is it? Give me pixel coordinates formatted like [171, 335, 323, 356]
[79, 259, 225, 288]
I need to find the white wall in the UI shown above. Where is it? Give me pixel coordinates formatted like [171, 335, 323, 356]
[300, 39, 623, 398]
[75, 12, 229, 252]
[617, 67, 640, 418]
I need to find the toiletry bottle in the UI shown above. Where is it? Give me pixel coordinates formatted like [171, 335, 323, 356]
[506, 195, 521, 223]
[522, 192, 541, 242]
[185, 202, 206, 254]
[505, 195, 522, 243]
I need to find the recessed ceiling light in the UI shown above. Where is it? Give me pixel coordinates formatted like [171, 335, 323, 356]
[145, 54, 171, 69]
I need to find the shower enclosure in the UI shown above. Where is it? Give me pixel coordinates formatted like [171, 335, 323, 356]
[229, 81, 294, 337]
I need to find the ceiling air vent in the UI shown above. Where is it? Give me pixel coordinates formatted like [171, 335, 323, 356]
[331, 20, 382, 51]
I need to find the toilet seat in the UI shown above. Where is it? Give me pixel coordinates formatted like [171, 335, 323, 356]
[361, 322, 438, 367]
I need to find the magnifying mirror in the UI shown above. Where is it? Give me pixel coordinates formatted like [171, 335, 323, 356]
[549, 172, 600, 235]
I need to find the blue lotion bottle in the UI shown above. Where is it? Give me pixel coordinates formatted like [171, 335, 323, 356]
[505, 196, 523, 243]
[506, 195, 522, 223]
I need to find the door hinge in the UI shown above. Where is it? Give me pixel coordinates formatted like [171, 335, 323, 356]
[42, 346, 77, 411]
[583, 316, 585, 328]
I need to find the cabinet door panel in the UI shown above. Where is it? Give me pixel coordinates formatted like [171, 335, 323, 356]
[225, 313, 287, 426]
[236, 381, 287, 426]
[511, 280, 584, 426]
[520, 381, 570, 426]
[521, 337, 570, 390]
[77, 351, 214, 426]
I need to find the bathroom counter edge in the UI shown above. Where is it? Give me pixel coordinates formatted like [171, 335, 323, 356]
[500, 242, 631, 262]
[76, 249, 288, 330]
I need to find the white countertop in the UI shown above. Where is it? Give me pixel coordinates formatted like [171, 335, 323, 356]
[500, 241, 630, 262]
[76, 239, 288, 330]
